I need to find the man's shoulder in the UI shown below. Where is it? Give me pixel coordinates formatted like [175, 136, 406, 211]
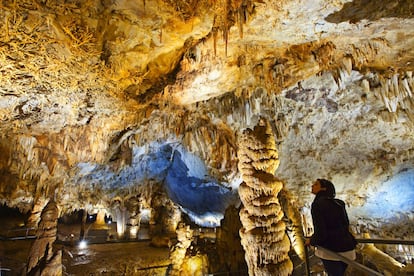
[333, 198, 346, 207]
[314, 197, 344, 207]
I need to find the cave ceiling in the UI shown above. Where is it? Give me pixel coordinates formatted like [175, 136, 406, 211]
[0, 0, 414, 231]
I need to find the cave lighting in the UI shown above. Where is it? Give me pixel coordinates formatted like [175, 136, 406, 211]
[129, 226, 138, 239]
[186, 211, 223, 227]
[188, 257, 202, 273]
[74, 141, 236, 227]
[78, 240, 87, 249]
[356, 169, 414, 220]
[140, 208, 151, 223]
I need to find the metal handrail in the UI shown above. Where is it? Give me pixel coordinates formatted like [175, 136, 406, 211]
[302, 238, 414, 275]
[356, 238, 414, 245]
[4, 227, 36, 240]
[316, 246, 383, 276]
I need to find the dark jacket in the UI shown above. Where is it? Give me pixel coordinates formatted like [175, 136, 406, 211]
[310, 191, 357, 252]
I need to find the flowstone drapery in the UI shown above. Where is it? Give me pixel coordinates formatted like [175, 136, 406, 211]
[237, 118, 293, 276]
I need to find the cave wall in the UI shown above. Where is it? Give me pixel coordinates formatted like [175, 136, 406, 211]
[0, 0, 413, 245]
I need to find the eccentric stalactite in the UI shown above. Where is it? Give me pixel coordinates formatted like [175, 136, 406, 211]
[237, 117, 293, 276]
[26, 200, 62, 276]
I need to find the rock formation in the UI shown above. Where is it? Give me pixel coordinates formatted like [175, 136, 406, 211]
[359, 233, 409, 276]
[279, 188, 307, 262]
[216, 205, 247, 274]
[169, 222, 195, 276]
[0, 0, 414, 274]
[26, 200, 62, 276]
[237, 117, 292, 275]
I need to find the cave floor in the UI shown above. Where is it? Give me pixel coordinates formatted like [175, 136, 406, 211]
[0, 211, 323, 276]
[1, 217, 171, 276]
[1, 238, 170, 276]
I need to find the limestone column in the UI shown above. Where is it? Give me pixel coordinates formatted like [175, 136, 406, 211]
[237, 118, 293, 276]
[126, 196, 141, 239]
[169, 222, 194, 276]
[26, 200, 62, 276]
[95, 209, 106, 225]
[216, 205, 247, 274]
[26, 196, 49, 229]
[79, 209, 87, 241]
[115, 205, 127, 239]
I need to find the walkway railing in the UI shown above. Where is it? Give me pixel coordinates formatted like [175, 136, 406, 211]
[303, 238, 414, 276]
[314, 246, 382, 276]
[2, 227, 36, 240]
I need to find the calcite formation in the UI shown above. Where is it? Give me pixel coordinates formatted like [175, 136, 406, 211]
[26, 200, 62, 276]
[279, 188, 307, 262]
[216, 205, 247, 273]
[0, 0, 414, 273]
[237, 118, 292, 276]
[359, 233, 407, 275]
[169, 222, 195, 276]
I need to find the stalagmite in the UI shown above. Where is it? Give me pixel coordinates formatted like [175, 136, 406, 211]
[27, 197, 49, 229]
[115, 205, 127, 239]
[126, 196, 142, 239]
[216, 205, 247, 273]
[169, 222, 194, 276]
[26, 200, 62, 276]
[237, 117, 293, 276]
[95, 209, 106, 225]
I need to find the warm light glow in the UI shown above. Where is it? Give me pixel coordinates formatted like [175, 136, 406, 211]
[129, 226, 138, 238]
[187, 256, 203, 274]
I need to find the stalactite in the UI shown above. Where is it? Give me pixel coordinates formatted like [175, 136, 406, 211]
[237, 117, 293, 276]
[26, 200, 62, 276]
[375, 71, 413, 114]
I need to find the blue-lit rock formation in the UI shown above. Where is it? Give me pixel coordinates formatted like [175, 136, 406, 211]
[72, 142, 238, 227]
[350, 168, 414, 224]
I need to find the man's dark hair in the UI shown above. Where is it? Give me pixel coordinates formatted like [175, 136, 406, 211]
[317, 178, 336, 198]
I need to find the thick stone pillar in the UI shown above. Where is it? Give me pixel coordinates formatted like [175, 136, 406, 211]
[26, 200, 62, 276]
[169, 222, 194, 276]
[115, 206, 127, 239]
[95, 209, 106, 225]
[79, 209, 87, 241]
[216, 205, 247, 274]
[126, 196, 141, 239]
[237, 118, 293, 276]
[26, 196, 49, 229]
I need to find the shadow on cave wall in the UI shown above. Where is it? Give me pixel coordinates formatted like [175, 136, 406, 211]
[325, 0, 414, 24]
